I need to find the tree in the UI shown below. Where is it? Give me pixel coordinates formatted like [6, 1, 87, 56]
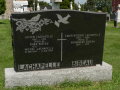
[83, 0, 112, 13]
[39, 1, 50, 6]
[0, 0, 6, 15]
[60, 0, 74, 9]
[85, 0, 96, 11]
[95, 0, 112, 13]
[74, 3, 78, 10]
[60, 0, 70, 9]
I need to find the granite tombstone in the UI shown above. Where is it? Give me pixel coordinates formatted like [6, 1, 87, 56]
[10, 10, 106, 72]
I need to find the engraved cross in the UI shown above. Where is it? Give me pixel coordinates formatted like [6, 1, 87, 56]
[57, 32, 67, 62]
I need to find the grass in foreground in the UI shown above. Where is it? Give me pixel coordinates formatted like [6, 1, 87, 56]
[0, 20, 120, 90]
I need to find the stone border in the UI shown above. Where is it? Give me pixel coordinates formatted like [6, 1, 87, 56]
[5, 62, 112, 88]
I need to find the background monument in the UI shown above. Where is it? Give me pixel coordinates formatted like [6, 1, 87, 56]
[3, 0, 29, 19]
[4, 0, 13, 19]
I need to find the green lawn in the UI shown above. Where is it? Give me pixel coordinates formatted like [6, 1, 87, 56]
[0, 20, 120, 90]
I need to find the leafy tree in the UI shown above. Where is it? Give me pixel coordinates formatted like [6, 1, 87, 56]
[0, 0, 6, 15]
[60, 0, 74, 9]
[74, 3, 78, 10]
[85, 0, 96, 11]
[80, 4, 86, 11]
[95, 0, 112, 13]
[60, 0, 70, 9]
[83, 0, 112, 13]
[39, 1, 50, 6]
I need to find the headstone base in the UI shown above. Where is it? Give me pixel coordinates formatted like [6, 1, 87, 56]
[5, 62, 112, 88]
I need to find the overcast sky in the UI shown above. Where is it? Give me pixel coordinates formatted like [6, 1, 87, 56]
[75, 0, 87, 4]
[42, 0, 87, 4]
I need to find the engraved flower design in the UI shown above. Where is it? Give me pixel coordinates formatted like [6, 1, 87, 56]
[16, 21, 22, 26]
[13, 14, 71, 34]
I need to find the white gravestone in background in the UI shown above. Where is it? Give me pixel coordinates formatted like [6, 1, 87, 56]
[13, 1, 29, 12]
[78, 2, 81, 11]
[70, 2, 73, 10]
[37, 3, 40, 11]
[117, 4, 120, 22]
[50, 0, 62, 9]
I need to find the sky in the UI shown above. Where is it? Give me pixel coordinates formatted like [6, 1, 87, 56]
[75, 0, 87, 4]
[41, 0, 87, 4]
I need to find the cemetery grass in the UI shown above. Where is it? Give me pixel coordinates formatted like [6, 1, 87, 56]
[0, 20, 120, 90]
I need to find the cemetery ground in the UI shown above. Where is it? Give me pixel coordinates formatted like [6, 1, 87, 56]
[0, 19, 120, 90]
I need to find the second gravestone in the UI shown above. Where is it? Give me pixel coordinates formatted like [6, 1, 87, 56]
[11, 10, 106, 72]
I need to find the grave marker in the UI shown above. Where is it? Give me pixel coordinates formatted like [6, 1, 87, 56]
[10, 10, 106, 72]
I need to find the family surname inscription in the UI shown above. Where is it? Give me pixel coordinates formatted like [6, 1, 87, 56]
[10, 10, 106, 72]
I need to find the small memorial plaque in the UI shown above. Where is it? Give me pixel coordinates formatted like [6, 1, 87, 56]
[10, 10, 106, 72]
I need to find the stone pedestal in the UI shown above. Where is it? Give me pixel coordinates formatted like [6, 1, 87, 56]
[5, 62, 112, 88]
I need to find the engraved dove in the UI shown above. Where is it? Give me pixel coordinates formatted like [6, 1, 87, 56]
[55, 14, 71, 27]
[29, 14, 41, 22]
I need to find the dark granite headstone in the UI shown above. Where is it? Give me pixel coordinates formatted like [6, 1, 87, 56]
[10, 10, 106, 72]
